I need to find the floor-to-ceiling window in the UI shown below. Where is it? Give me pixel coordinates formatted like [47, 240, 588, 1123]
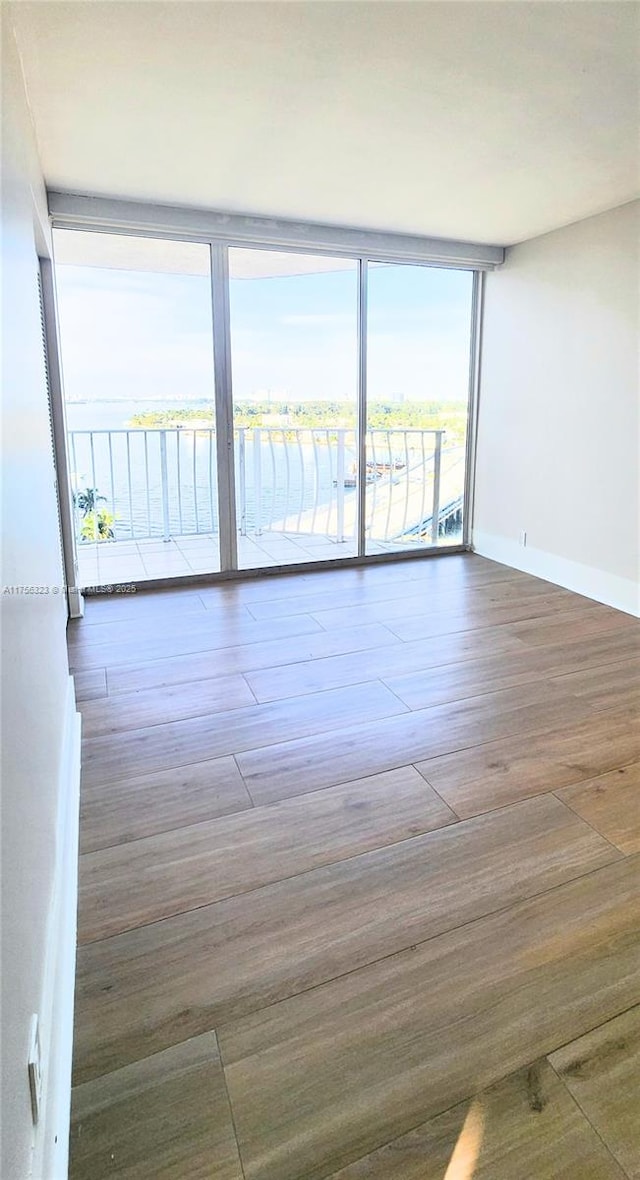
[52, 223, 480, 587]
[54, 231, 219, 587]
[228, 249, 359, 569]
[365, 262, 474, 554]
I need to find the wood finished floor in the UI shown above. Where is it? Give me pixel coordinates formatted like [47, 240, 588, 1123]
[68, 554, 640, 1180]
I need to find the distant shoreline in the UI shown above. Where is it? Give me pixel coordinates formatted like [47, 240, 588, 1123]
[66, 397, 469, 446]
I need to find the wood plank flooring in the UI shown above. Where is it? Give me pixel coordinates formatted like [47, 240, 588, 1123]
[68, 554, 640, 1179]
[325, 1060, 628, 1179]
[69, 1033, 243, 1180]
[549, 1005, 640, 1178]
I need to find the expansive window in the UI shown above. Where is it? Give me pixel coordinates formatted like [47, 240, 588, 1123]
[365, 263, 474, 554]
[228, 249, 358, 568]
[54, 231, 218, 586]
[52, 224, 479, 586]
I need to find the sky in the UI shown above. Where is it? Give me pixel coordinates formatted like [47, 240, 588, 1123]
[54, 255, 474, 406]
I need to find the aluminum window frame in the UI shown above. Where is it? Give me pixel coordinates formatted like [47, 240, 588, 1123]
[50, 196, 493, 581]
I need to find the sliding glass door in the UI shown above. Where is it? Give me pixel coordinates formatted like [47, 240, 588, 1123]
[53, 229, 478, 585]
[228, 249, 359, 569]
[365, 263, 474, 554]
[54, 231, 219, 587]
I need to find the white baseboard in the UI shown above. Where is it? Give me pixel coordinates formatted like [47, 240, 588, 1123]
[473, 531, 640, 617]
[30, 676, 81, 1180]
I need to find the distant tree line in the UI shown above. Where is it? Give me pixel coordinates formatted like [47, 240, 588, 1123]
[129, 400, 468, 443]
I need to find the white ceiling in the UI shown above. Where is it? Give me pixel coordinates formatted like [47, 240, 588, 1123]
[10, 1, 640, 247]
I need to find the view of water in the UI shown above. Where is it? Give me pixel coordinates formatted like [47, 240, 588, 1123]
[66, 400, 462, 545]
[66, 400, 207, 433]
[67, 401, 359, 540]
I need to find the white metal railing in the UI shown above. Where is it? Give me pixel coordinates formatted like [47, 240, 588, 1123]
[68, 426, 462, 546]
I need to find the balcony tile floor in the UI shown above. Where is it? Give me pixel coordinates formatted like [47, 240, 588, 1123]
[76, 533, 366, 587]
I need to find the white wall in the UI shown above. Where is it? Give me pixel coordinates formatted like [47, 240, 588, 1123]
[474, 200, 640, 615]
[1, 14, 78, 1179]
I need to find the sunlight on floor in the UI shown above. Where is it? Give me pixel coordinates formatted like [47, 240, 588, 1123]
[444, 1100, 484, 1180]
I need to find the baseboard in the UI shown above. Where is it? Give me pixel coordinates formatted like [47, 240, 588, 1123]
[472, 531, 640, 617]
[30, 676, 81, 1180]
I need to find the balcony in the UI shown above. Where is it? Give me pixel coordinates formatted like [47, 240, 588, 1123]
[69, 426, 465, 587]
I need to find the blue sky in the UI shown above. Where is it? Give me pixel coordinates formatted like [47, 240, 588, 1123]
[55, 259, 473, 405]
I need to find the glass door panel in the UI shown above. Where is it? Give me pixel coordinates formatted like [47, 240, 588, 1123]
[53, 234, 477, 584]
[53, 230, 218, 587]
[365, 263, 474, 555]
[228, 249, 358, 569]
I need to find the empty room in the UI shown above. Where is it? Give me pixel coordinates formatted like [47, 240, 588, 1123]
[1, 2, 639, 1178]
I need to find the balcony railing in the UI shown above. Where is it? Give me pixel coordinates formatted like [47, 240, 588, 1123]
[69, 427, 464, 547]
